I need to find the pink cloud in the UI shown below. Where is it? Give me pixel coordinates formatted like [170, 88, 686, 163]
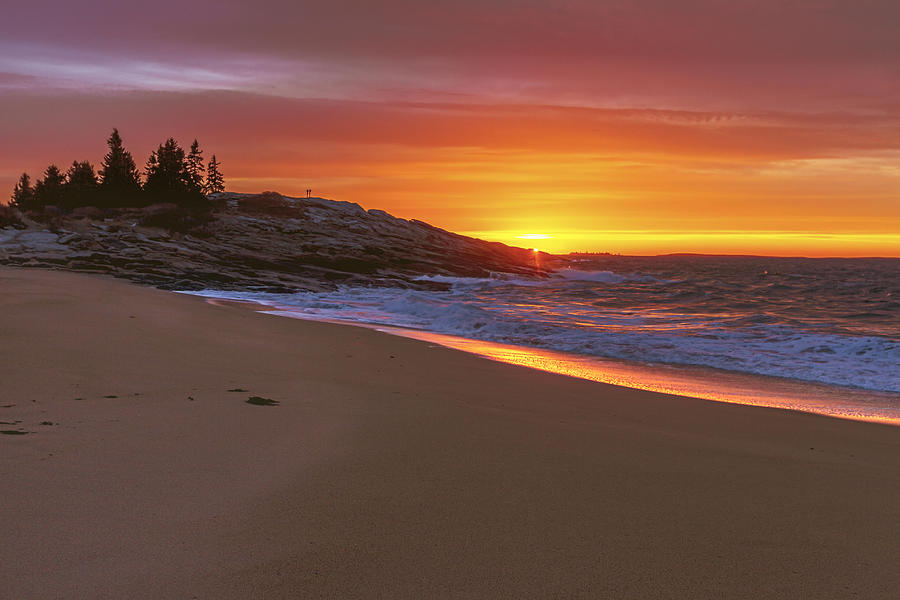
[1, 1, 898, 111]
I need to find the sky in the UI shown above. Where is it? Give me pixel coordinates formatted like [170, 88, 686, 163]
[1, 0, 899, 256]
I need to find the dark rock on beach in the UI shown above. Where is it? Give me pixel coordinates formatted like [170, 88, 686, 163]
[0, 192, 546, 292]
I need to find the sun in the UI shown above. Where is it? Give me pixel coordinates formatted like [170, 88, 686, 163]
[514, 234, 551, 253]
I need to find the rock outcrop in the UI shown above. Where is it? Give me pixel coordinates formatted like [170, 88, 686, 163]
[0, 193, 546, 292]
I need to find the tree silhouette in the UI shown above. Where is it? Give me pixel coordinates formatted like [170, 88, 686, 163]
[186, 139, 205, 194]
[10, 172, 34, 209]
[63, 161, 99, 209]
[144, 138, 187, 199]
[33, 165, 65, 209]
[99, 128, 142, 207]
[144, 150, 158, 191]
[9, 129, 221, 213]
[144, 137, 208, 206]
[205, 155, 225, 194]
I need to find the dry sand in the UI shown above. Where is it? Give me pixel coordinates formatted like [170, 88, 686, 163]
[2, 267, 899, 599]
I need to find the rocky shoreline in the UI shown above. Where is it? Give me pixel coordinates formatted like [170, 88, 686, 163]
[0, 192, 548, 292]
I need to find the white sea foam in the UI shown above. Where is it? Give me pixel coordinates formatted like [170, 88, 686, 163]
[179, 261, 900, 394]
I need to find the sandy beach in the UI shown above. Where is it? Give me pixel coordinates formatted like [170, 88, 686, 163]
[2, 266, 899, 599]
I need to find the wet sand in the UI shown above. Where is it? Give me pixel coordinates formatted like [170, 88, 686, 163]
[2, 267, 899, 599]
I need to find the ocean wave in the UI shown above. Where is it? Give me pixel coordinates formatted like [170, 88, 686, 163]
[414, 273, 548, 287]
[552, 269, 667, 284]
[416, 268, 666, 288]
[180, 257, 900, 394]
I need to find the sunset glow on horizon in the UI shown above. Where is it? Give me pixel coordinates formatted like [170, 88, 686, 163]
[466, 230, 900, 257]
[3, 1, 899, 256]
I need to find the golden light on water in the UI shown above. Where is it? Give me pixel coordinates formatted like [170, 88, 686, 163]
[375, 327, 900, 425]
[210, 299, 900, 426]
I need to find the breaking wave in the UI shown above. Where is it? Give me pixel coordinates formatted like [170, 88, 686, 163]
[182, 256, 900, 394]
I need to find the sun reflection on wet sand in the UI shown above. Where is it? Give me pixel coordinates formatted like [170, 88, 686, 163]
[376, 326, 900, 425]
[207, 297, 900, 426]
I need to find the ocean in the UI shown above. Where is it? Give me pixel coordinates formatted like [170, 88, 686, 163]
[183, 255, 900, 423]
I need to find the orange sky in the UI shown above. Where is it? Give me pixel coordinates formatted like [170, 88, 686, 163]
[2, 1, 899, 256]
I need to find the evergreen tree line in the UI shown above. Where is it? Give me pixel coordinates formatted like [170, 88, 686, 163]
[9, 129, 225, 212]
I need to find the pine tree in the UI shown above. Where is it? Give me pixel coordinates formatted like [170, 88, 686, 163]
[205, 155, 225, 194]
[185, 139, 205, 194]
[10, 172, 34, 209]
[62, 161, 99, 209]
[144, 138, 204, 205]
[144, 138, 186, 197]
[32, 165, 65, 209]
[99, 128, 142, 206]
[144, 150, 158, 184]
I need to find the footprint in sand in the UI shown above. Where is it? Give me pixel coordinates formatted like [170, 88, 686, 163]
[246, 396, 279, 406]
